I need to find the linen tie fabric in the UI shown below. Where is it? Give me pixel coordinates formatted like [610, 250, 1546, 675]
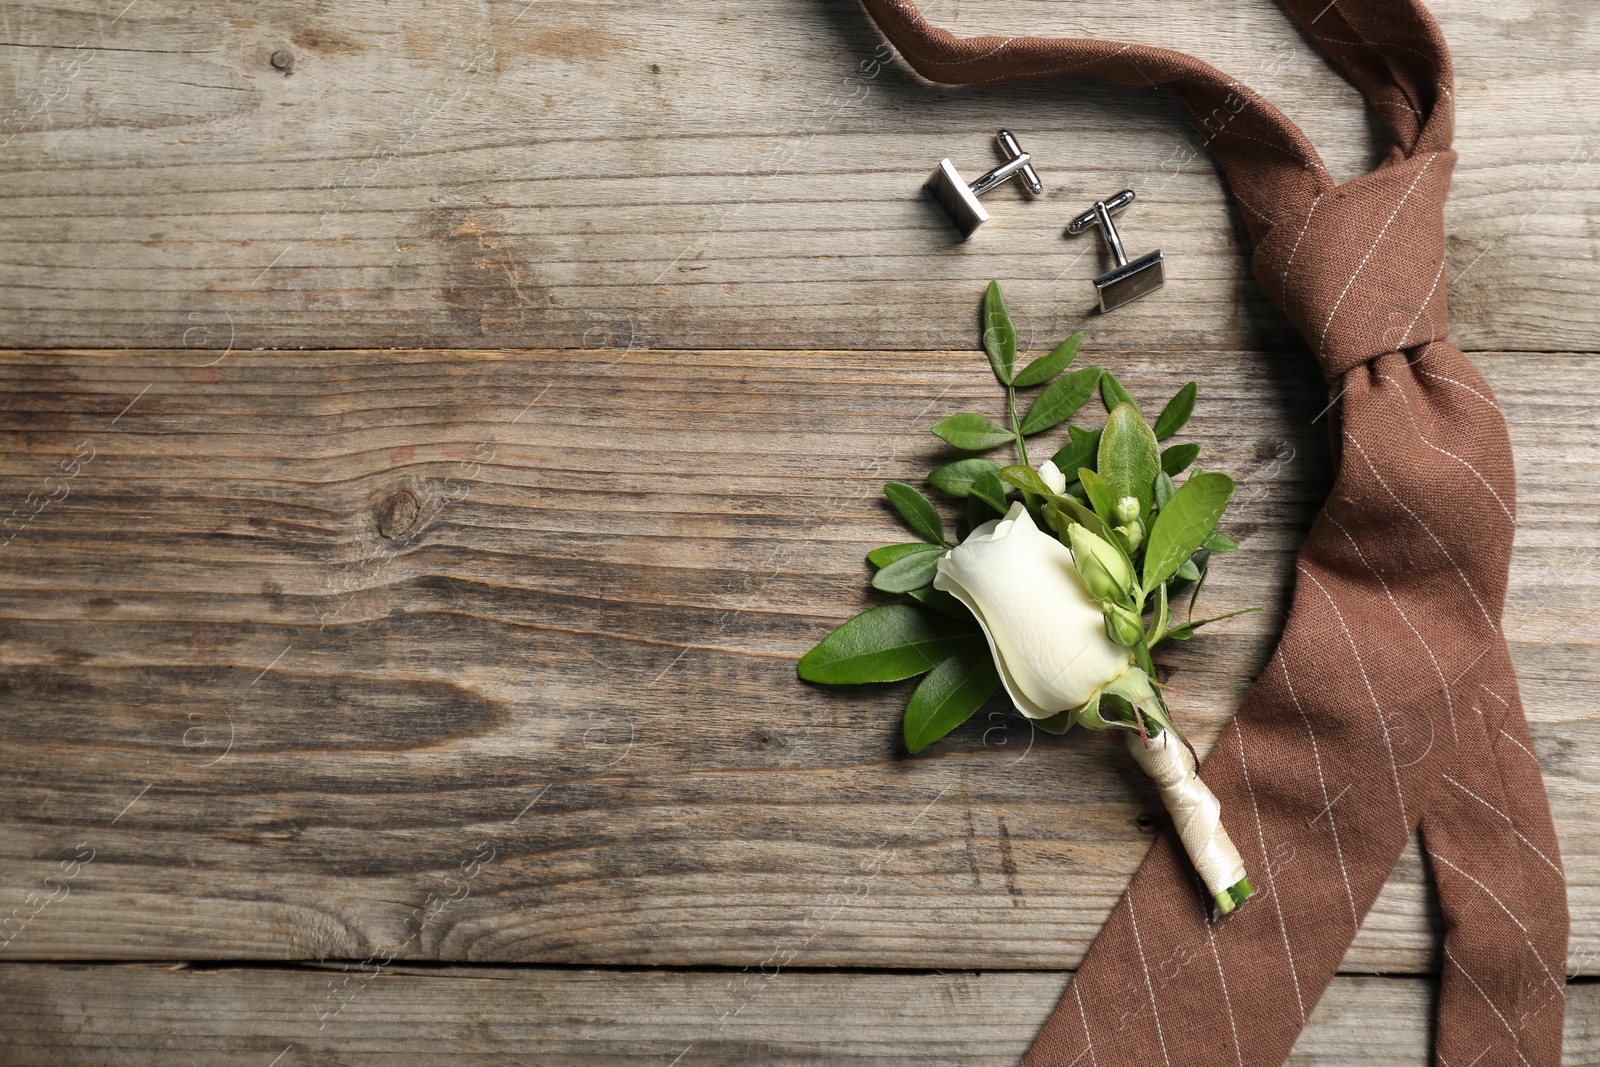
[858, 1, 1569, 1063]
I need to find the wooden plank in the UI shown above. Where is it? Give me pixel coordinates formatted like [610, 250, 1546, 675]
[0, 1, 1595, 352]
[0, 348, 1594, 972]
[3, 963, 1596, 1065]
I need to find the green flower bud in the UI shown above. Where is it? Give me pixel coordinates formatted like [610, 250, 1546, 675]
[1115, 495, 1141, 525]
[1067, 524, 1134, 604]
[1103, 602, 1145, 648]
[1116, 520, 1144, 553]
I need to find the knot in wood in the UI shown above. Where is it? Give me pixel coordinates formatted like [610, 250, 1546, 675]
[375, 489, 421, 539]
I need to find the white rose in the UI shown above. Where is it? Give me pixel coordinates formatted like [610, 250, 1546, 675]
[934, 502, 1133, 718]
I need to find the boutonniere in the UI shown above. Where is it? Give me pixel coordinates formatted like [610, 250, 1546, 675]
[799, 281, 1258, 915]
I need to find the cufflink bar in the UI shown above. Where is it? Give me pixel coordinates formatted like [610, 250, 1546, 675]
[1066, 189, 1165, 312]
[927, 130, 1043, 240]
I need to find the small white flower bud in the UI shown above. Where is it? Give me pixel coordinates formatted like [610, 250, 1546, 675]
[1037, 459, 1068, 496]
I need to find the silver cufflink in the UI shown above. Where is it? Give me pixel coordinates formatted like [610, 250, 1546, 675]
[1066, 189, 1165, 312]
[926, 130, 1043, 240]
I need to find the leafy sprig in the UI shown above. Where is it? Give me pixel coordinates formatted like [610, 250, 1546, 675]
[798, 281, 1254, 754]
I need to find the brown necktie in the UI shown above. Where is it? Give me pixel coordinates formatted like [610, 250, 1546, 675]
[859, 1, 1568, 1064]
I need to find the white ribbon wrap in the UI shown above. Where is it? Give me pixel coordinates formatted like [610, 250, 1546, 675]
[1125, 729, 1247, 898]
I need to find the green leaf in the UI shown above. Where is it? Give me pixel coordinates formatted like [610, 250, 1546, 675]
[798, 604, 973, 684]
[982, 280, 1017, 385]
[1098, 402, 1161, 517]
[1035, 708, 1076, 734]
[1186, 555, 1211, 621]
[1100, 371, 1138, 413]
[932, 413, 1014, 452]
[884, 481, 945, 545]
[1203, 530, 1240, 552]
[965, 493, 999, 532]
[1142, 471, 1236, 589]
[1078, 467, 1118, 527]
[1051, 427, 1101, 478]
[969, 469, 1010, 515]
[998, 464, 1054, 498]
[1153, 382, 1197, 441]
[1188, 607, 1260, 630]
[867, 543, 936, 569]
[903, 641, 1001, 753]
[872, 545, 946, 593]
[1175, 558, 1201, 582]
[1160, 442, 1201, 477]
[1153, 471, 1177, 511]
[928, 458, 1002, 499]
[1152, 581, 1170, 645]
[907, 584, 971, 621]
[1020, 365, 1104, 436]
[1161, 607, 1260, 644]
[1044, 497, 1117, 548]
[1012, 332, 1083, 388]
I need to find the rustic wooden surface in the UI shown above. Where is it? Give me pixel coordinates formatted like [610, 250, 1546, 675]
[0, 0, 1596, 354]
[5, 964, 1599, 1066]
[0, 349, 1595, 1037]
[1, 0, 1597, 1061]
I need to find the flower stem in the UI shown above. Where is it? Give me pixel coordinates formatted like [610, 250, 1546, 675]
[1123, 727, 1254, 917]
[1215, 876, 1256, 916]
[1006, 384, 1029, 467]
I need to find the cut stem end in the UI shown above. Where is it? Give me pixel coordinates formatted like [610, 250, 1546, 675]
[1213, 876, 1255, 916]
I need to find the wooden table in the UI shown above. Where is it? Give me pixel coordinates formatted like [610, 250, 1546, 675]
[2, 1, 1596, 1062]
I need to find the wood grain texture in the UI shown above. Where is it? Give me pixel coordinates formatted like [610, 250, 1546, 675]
[0, 0, 1596, 353]
[3, 963, 1596, 1066]
[0, 347, 1594, 973]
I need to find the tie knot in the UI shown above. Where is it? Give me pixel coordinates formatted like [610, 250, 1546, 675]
[1253, 150, 1457, 380]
